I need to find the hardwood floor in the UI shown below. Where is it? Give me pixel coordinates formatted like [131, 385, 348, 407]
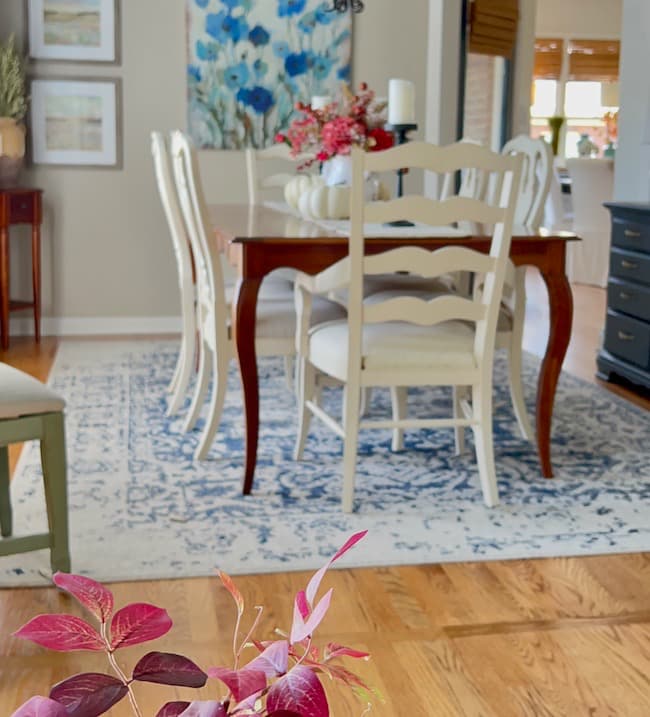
[1, 276, 649, 716]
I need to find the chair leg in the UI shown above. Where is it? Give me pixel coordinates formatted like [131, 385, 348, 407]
[40, 413, 71, 573]
[294, 359, 317, 461]
[183, 339, 211, 432]
[342, 381, 361, 513]
[453, 386, 467, 455]
[390, 387, 407, 452]
[506, 344, 534, 442]
[283, 356, 294, 393]
[471, 383, 499, 508]
[359, 387, 372, 417]
[195, 350, 229, 461]
[0, 445, 12, 538]
[167, 337, 195, 417]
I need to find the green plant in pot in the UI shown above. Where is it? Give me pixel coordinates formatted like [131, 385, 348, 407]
[0, 34, 28, 187]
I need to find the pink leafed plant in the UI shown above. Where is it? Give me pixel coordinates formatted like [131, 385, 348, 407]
[11, 531, 376, 717]
[275, 83, 394, 168]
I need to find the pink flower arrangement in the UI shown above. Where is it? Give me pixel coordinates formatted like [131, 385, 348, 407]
[10, 532, 377, 717]
[276, 83, 394, 167]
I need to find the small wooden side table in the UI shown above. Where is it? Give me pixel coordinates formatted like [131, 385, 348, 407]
[0, 188, 43, 350]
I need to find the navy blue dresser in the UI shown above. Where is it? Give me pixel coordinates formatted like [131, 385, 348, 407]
[597, 202, 650, 390]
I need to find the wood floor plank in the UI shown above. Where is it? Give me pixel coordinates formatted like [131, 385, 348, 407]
[1, 279, 650, 715]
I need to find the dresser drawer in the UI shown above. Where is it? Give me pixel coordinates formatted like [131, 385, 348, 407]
[9, 193, 36, 224]
[609, 248, 650, 285]
[604, 311, 650, 369]
[612, 216, 650, 253]
[608, 278, 650, 322]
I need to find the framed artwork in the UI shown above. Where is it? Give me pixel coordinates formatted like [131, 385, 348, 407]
[186, 0, 352, 149]
[30, 77, 122, 168]
[27, 0, 120, 63]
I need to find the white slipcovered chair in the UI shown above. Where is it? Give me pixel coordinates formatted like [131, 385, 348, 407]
[566, 157, 614, 287]
[171, 131, 346, 460]
[293, 142, 522, 512]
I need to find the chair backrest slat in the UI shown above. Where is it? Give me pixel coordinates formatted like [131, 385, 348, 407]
[246, 144, 313, 205]
[346, 141, 521, 380]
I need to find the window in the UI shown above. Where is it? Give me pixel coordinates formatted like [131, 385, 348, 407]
[530, 38, 620, 158]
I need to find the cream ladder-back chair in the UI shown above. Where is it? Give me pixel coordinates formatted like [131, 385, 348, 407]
[0, 363, 70, 573]
[245, 144, 313, 206]
[151, 132, 198, 417]
[294, 142, 522, 512]
[171, 131, 346, 460]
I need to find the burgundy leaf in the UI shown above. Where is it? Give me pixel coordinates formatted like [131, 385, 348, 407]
[244, 640, 289, 677]
[155, 703, 191, 717]
[132, 651, 207, 687]
[291, 589, 333, 645]
[324, 642, 370, 661]
[49, 673, 128, 717]
[216, 570, 244, 616]
[109, 603, 172, 649]
[177, 702, 227, 717]
[267, 712, 302, 717]
[305, 531, 367, 607]
[207, 666, 267, 702]
[13, 615, 105, 652]
[267, 666, 329, 717]
[52, 573, 114, 623]
[295, 591, 310, 621]
[11, 696, 68, 717]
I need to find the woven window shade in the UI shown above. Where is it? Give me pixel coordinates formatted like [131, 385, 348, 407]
[468, 0, 519, 59]
[534, 38, 564, 79]
[568, 40, 620, 82]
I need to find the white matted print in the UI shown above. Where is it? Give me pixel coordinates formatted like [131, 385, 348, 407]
[28, 0, 119, 62]
[30, 78, 121, 167]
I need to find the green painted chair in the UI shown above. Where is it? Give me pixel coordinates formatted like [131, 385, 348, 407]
[0, 362, 70, 573]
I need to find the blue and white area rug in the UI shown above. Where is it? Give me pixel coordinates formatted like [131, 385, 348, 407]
[2, 340, 649, 586]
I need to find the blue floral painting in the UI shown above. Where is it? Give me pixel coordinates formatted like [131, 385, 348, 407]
[187, 0, 352, 149]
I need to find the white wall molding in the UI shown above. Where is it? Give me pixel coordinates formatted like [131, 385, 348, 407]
[10, 316, 182, 337]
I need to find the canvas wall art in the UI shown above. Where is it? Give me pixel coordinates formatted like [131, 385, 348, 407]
[187, 0, 352, 149]
[28, 0, 119, 63]
[30, 78, 121, 167]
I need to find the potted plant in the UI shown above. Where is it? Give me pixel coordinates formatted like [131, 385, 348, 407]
[0, 34, 28, 187]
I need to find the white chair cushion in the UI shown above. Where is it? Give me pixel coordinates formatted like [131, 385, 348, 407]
[254, 295, 347, 341]
[0, 363, 65, 419]
[225, 276, 294, 304]
[364, 289, 514, 333]
[309, 319, 477, 380]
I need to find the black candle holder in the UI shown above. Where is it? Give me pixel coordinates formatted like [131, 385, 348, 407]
[384, 122, 418, 226]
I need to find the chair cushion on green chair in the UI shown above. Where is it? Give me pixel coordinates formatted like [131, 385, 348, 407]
[0, 363, 65, 419]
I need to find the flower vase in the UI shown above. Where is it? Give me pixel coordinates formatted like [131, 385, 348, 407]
[321, 155, 353, 187]
[0, 118, 25, 188]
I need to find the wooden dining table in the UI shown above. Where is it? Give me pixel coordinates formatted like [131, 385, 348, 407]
[212, 203, 579, 495]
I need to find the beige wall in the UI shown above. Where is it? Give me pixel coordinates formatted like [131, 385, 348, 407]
[535, 0, 622, 37]
[0, 0, 429, 325]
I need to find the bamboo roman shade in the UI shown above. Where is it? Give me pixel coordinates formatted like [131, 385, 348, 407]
[468, 0, 519, 59]
[568, 40, 620, 82]
[534, 38, 564, 79]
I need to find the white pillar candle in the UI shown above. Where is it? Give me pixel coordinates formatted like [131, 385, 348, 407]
[311, 95, 331, 111]
[388, 79, 416, 125]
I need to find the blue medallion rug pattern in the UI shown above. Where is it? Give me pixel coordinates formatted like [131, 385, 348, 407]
[2, 340, 649, 586]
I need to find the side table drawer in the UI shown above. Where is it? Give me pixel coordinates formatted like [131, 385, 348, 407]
[612, 216, 650, 253]
[9, 193, 37, 224]
[608, 278, 650, 322]
[609, 248, 650, 285]
[604, 311, 650, 369]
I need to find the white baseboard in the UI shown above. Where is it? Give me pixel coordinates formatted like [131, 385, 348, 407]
[10, 316, 182, 336]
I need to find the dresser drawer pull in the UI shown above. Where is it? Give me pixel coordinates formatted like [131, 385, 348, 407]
[617, 330, 636, 342]
[620, 260, 639, 270]
[624, 229, 641, 238]
[619, 291, 633, 300]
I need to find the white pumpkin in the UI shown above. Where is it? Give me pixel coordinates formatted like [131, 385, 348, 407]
[284, 174, 324, 210]
[299, 185, 351, 220]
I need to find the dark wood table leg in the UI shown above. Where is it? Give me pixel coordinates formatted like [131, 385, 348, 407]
[0, 227, 9, 351]
[537, 247, 573, 478]
[232, 276, 262, 495]
[31, 222, 41, 343]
